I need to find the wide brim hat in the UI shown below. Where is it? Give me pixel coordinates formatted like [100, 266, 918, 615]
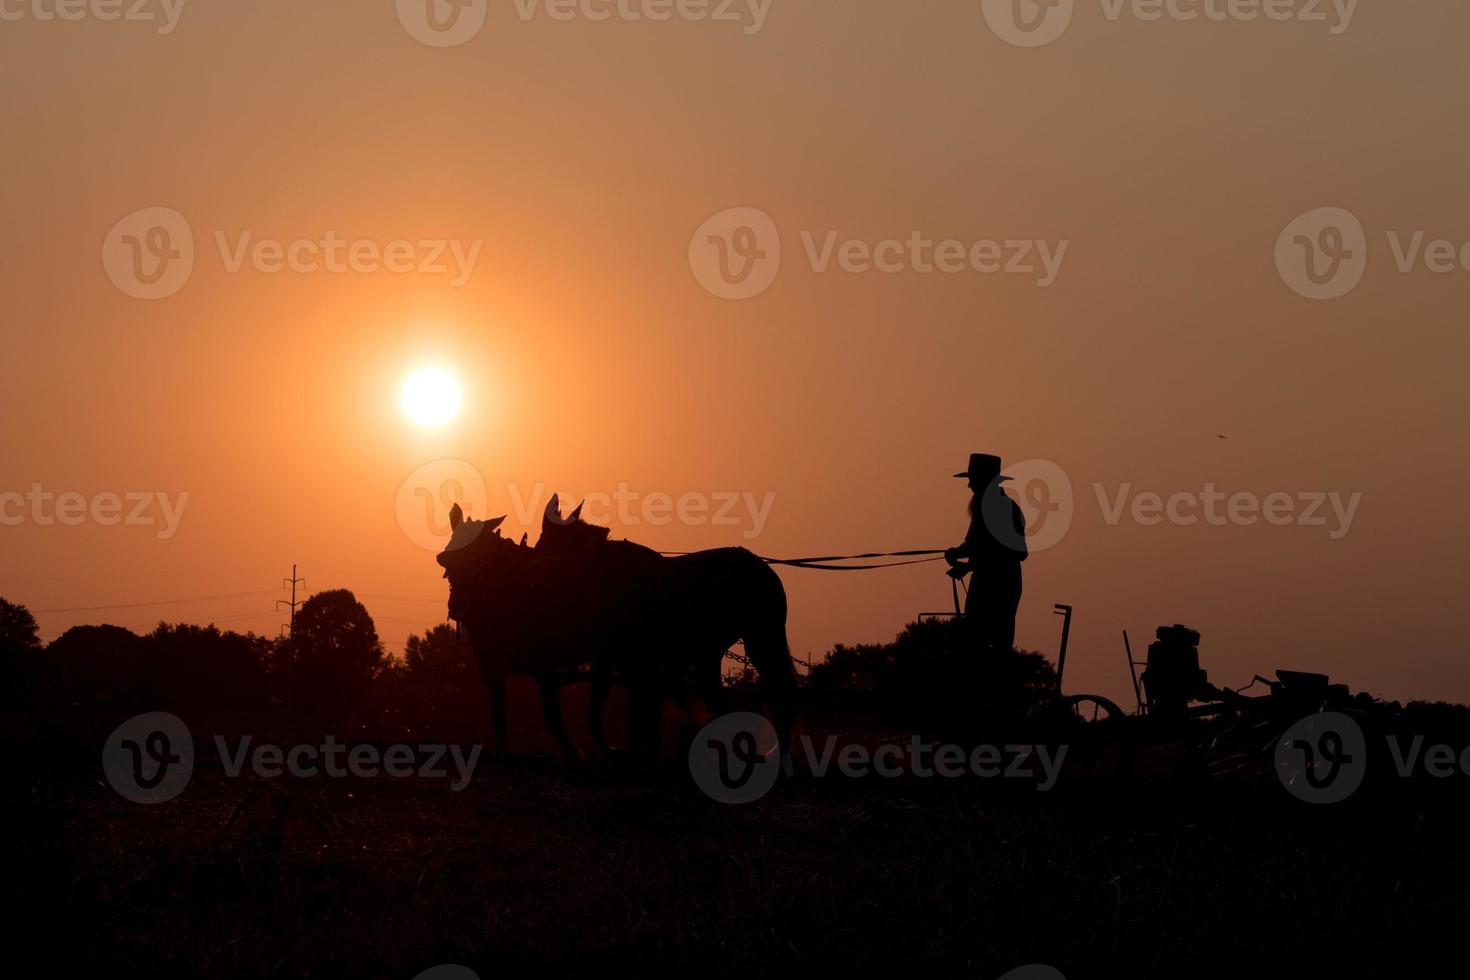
[953, 452, 1012, 481]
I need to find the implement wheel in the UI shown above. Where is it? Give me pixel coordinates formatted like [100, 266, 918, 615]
[1049, 693, 1134, 787]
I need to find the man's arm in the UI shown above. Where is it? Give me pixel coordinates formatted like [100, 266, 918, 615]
[1012, 499, 1028, 561]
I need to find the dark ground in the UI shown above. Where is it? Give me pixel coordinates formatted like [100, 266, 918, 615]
[4, 703, 1468, 980]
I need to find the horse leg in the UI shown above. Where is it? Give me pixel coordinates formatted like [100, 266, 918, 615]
[667, 653, 726, 763]
[697, 651, 729, 720]
[625, 676, 663, 766]
[486, 673, 508, 760]
[586, 669, 612, 758]
[744, 630, 798, 771]
[535, 673, 581, 765]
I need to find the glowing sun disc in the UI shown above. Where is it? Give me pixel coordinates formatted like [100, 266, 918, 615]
[401, 368, 461, 426]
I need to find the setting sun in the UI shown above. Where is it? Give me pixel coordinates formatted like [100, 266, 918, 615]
[400, 368, 461, 427]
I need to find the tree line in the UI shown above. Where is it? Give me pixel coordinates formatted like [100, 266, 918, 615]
[0, 591, 480, 717]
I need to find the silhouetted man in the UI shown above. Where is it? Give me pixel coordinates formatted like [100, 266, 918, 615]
[944, 453, 1027, 655]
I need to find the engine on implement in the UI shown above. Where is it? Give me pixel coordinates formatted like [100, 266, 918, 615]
[1140, 625, 1213, 718]
[1137, 623, 1356, 722]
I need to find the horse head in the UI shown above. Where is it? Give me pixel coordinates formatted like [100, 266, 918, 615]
[536, 492, 611, 553]
[436, 503, 519, 621]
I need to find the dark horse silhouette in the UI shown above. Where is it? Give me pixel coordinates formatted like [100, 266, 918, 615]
[533, 494, 659, 757]
[436, 498, 797, 764]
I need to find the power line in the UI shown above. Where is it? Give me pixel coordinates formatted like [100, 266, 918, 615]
[32, 589, 281, 614]
[355, 593, 445, 604]
[29, 578, 451, 645]
[206, 610, 280, 625]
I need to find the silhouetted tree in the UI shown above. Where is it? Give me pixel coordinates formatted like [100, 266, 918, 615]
[0, 598, 39, 653]
[39, 623, 272, 711]
[140, 623, 270, 709]
[43, 624, 146, 708]
[405, 623, 474, 684]
[291, 589, 383, 710]
[361, 623, 485, 726]
[373, 654, 409, 689]
[0, 598, 42, 706]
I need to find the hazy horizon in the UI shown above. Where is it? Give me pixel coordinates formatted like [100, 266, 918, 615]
[4, 1, 1468, 709]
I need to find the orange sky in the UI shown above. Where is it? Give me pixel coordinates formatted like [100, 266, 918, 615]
[2, 2, 1467, 708]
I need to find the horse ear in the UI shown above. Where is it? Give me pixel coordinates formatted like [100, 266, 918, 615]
[487, 515, 506, 534]
[542, 493, 561, 529]
[449, 503, 463, 530]
[569, 499, 584, 522]
[519, 532, 528, 546]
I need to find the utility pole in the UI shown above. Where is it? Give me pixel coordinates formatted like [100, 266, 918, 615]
[277, 564, 305, 706]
